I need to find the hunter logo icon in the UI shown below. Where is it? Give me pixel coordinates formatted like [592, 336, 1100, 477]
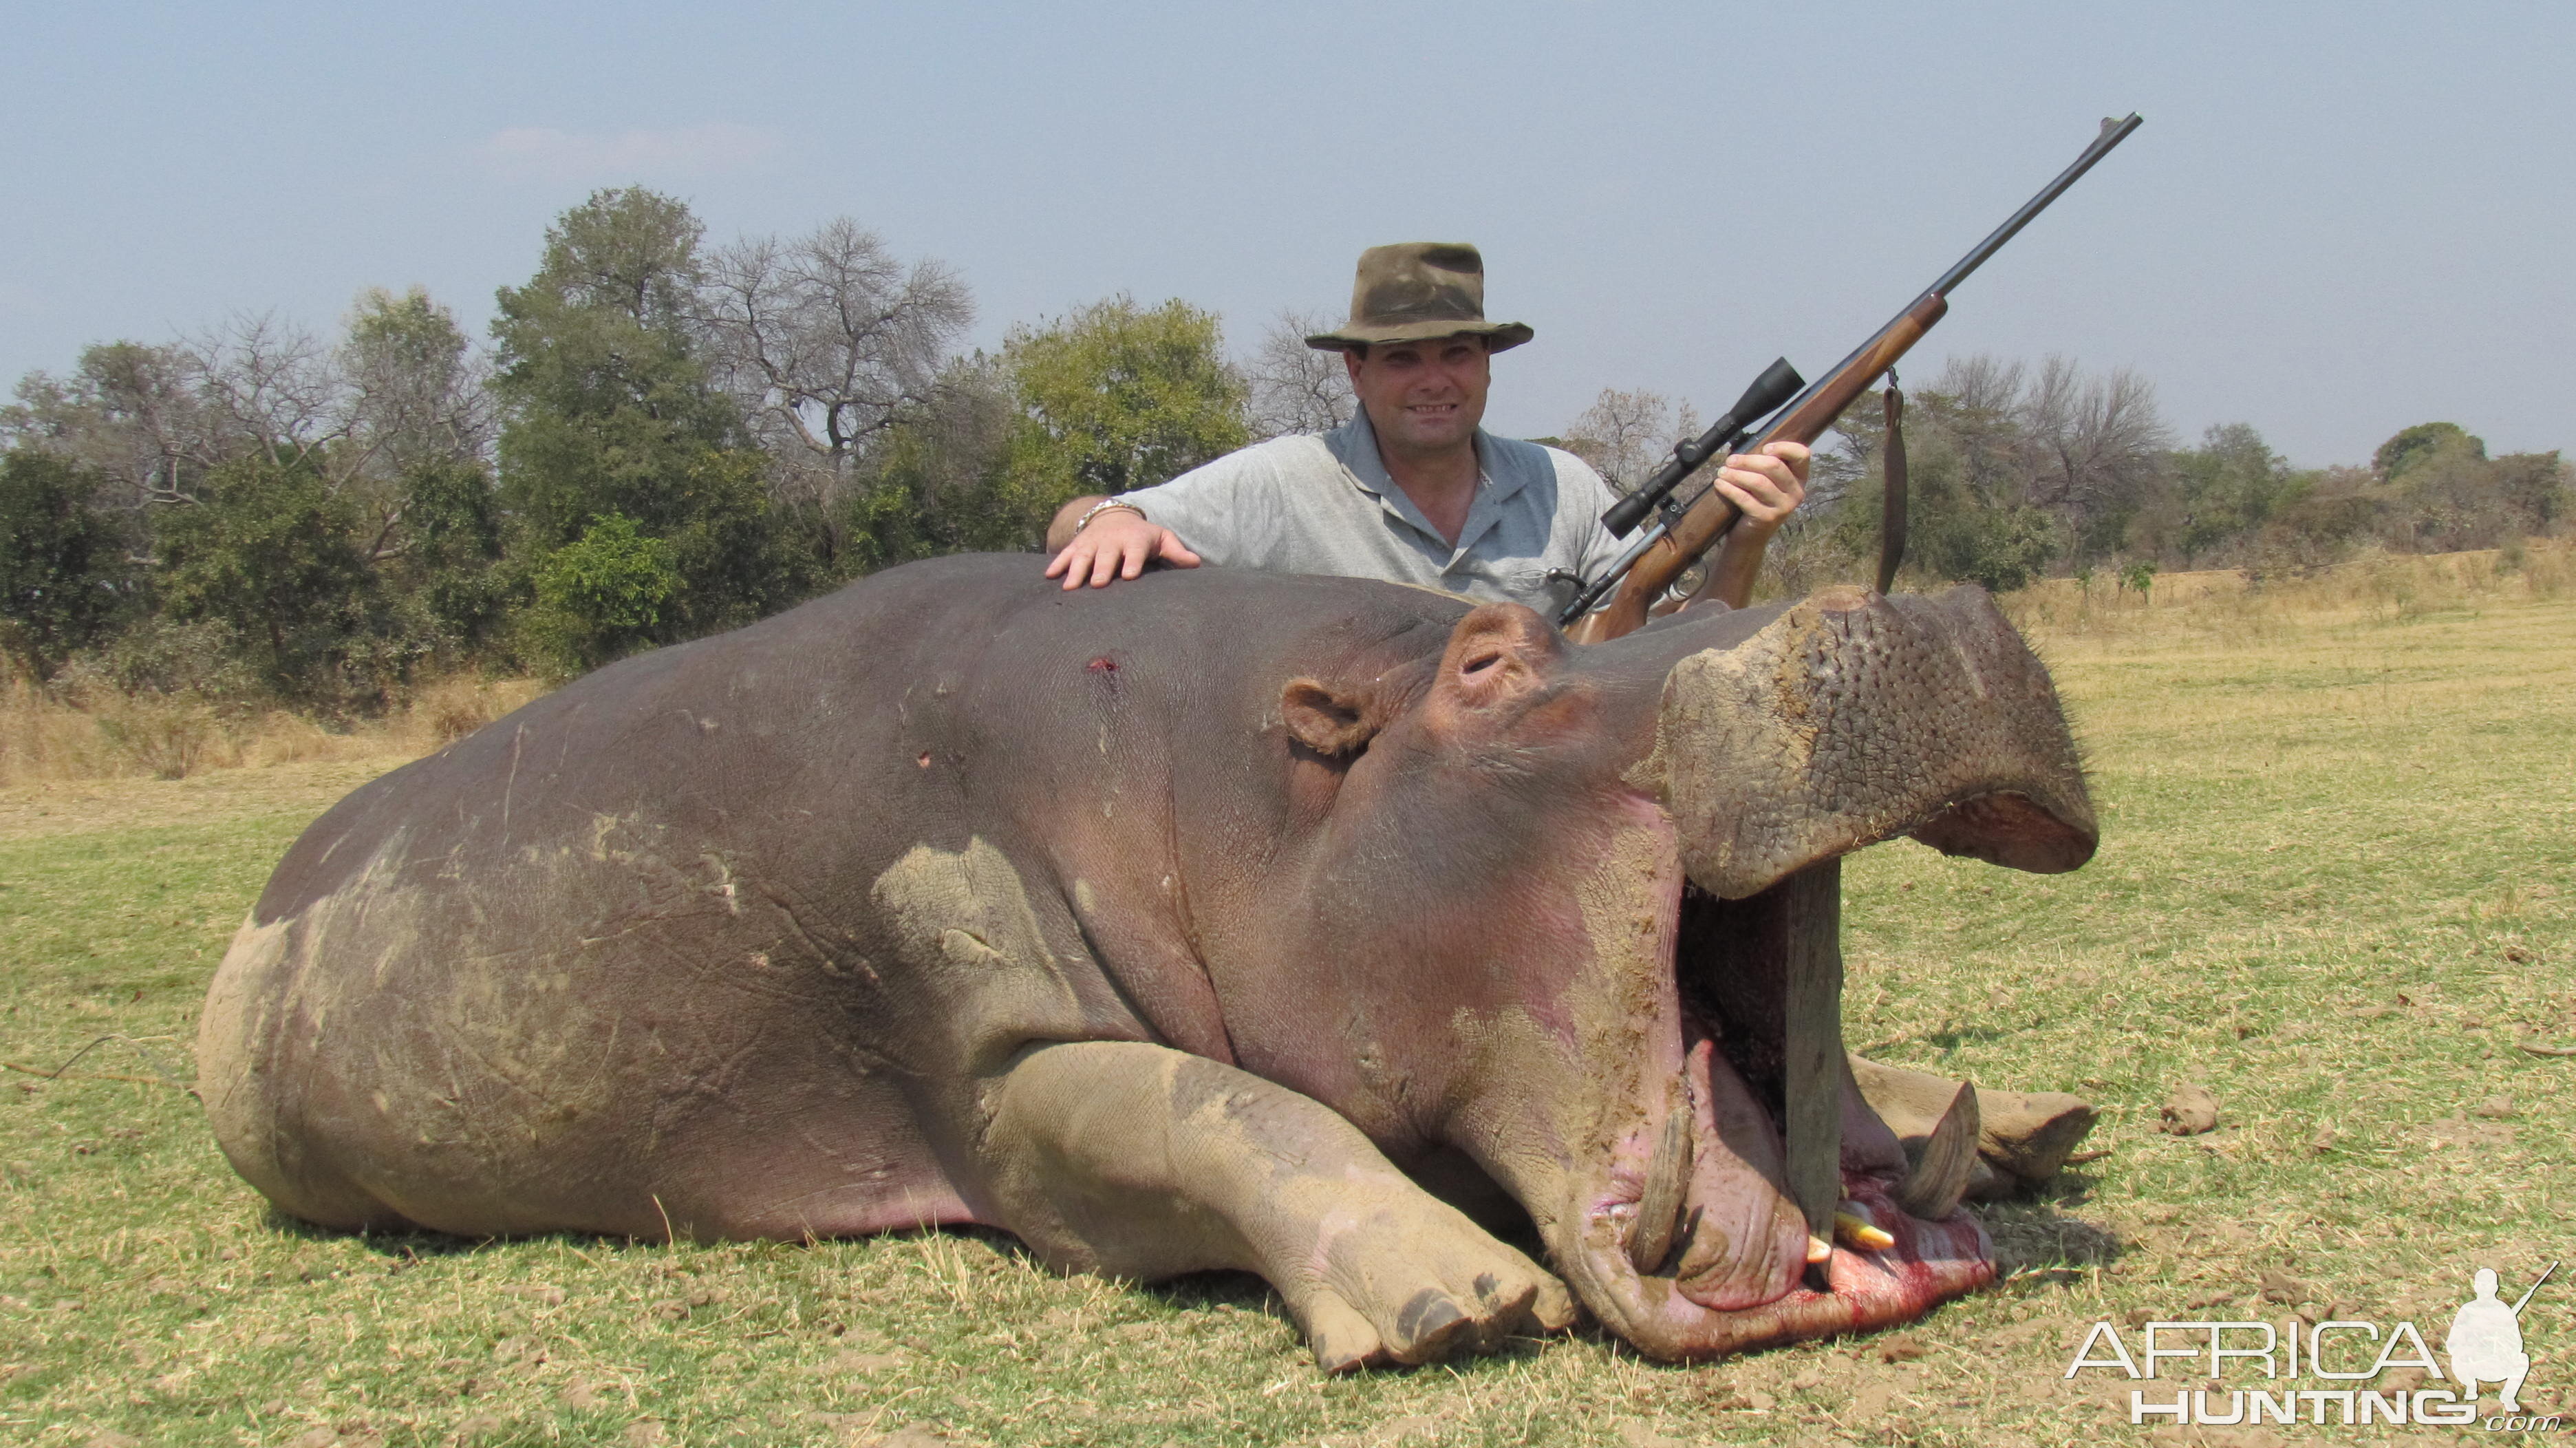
[2450, 1262, 2554, 1413]
[2066, 1259, 2564, 1429]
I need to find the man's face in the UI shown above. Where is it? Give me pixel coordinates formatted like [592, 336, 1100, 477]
[1344, 334, 1492, 459]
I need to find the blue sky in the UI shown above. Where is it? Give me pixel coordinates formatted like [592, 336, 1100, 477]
[5, 1, 2568, 467]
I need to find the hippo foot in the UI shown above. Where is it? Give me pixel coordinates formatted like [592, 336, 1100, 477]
[1847, 1055, 2102, 1194]
[979, 1041, 1576, 1372]
[1280, 1176, 1576, 1371]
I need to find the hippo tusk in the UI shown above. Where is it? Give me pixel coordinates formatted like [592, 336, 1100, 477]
[1895, 1079, 1980, 1221]
[1627, 1087, 1695, 1275]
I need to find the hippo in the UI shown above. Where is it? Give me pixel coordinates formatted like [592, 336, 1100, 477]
[197, 554, 2096, 1368]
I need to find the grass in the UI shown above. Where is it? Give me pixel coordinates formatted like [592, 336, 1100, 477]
[2, 560, 2571, 1447]
[0, 677, 550, 789]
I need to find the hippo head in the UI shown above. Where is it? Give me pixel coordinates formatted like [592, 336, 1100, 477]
[1263, 584, 2095, 1360]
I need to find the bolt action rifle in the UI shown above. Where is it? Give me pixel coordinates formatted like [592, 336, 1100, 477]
[1559, 114, 2145, 643]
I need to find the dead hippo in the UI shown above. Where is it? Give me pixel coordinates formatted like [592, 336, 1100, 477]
[198, 555, 2095, 1369]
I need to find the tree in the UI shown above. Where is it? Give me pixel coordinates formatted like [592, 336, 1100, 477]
[1560, 388, 1701, 493]
[339, 288, 496, 481]
[2374, 421, 2475, 481]
[316, 288, 505, 599]
[186, 312, 345, 473]
[1867, 387, 2061, 593]
[839, 355, 1025, 571]
[0, 451, 133, 671]
[492, 188, 806, 643]
[2365, 423, 2563, 553]
[1241, 310, 1353, 440]
[389, 456, 510, 654]
[152, 454, 402, 707]
[2136, 423, 2299, 564]
[2018, 355, 2171, 562]
[2492, 451, 2570, 533]
[699, 218, 972, 555]
[2, 341, 222, 510]
[1809, 362, 2063, 593]
[998, 297, 1249, 540]
[525, 513, 682, 672]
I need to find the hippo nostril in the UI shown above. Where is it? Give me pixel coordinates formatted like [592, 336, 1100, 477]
[1461, 650, 1503, 677]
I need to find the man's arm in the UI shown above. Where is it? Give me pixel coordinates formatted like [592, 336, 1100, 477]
[1044, 495, 1106, 553]
[1685, 440, 1810, 610]
[1042, 495, 1205, 590]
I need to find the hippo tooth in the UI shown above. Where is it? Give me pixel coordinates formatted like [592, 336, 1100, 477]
[1626, 1091, 1695, 1275]
[1833, 1206, 1895, 1252]
[1805, 1234, 1834, 1264]
[1895, 1079, 1980, 1221]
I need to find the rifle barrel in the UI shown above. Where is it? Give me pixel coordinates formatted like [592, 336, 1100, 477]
[1757, 112, 2144, 447]
[2510, 1261, 2558, 1317]
[1926, 113, 2143, 301]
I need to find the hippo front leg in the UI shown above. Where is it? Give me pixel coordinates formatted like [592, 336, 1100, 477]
[978, 1041, 1576, 1371]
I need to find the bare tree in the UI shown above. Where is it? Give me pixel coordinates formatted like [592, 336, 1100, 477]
[1920, 355, 2035, 502]
[1560, 387, 1702, 492]
[2017, 354, 2170, 547]
[5, 289, 500, 564]
[3, 341, 224, 509]
[698, 219, 974, 514]
[1241, 310, 1353, 440]
[338, 286, 495, 476]
[326, 288, 500, 560]
[1935, 354, 2026, 418]
[186, 312, 349, 471]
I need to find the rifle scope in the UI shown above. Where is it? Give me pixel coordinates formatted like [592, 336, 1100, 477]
[1600, 356, 1807, 538]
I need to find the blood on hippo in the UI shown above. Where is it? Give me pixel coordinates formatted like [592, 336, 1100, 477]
[197, 555, 2096, 1370]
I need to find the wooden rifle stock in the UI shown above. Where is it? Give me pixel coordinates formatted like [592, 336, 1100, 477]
[1564, 112, 2142, 645]
[1566, 294, 1946, 642]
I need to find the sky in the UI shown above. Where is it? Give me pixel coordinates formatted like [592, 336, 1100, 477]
[3, 1, 2569, 469]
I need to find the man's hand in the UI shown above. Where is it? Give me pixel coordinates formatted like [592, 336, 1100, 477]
[1042, 509, 1203, 590]
[1685, 440, 1812, 612]
[1710, 440, 1810, 539]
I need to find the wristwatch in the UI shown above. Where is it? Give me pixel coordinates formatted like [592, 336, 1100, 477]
[1073, 498, 1147, 534]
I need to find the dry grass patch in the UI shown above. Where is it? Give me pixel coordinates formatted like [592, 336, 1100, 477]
[0, 676, 547, 789]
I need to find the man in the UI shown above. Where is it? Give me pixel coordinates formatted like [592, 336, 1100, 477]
[1042, 242, 1810, 616]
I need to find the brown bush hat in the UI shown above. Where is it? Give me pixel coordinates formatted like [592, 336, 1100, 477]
[1305, 242, 1534, 354]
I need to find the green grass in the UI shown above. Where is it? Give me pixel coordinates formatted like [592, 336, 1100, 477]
[2, 597, 2570, 1447]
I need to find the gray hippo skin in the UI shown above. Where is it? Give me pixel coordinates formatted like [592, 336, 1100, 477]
[199, 555, 2096, 1368]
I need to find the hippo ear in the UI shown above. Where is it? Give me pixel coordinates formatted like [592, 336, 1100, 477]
[1437, 603, 1562, 708]
[1280, 678, 1380, 757]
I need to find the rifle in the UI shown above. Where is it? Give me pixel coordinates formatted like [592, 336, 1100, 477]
[1560, 113, 2144, 642]
[2509, 1261, 2557, 1317]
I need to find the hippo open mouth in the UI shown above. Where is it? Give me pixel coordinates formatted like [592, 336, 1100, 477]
[1539, 585, 2099, 1359]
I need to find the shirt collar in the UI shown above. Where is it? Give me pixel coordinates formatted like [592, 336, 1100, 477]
[1324, 408, 1530, 561]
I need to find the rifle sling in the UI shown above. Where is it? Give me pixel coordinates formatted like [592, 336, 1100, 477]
[1875, 381, 1909, 596]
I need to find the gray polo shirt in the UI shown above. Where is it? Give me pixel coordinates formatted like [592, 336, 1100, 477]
[1112, 409, 1627, 617]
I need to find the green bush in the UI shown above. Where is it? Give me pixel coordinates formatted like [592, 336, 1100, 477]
[525, 513, 683, 673]
[0, 451, 133, 672]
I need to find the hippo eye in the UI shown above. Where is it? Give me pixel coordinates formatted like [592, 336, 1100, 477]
[1461, 649, 1504, 677]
